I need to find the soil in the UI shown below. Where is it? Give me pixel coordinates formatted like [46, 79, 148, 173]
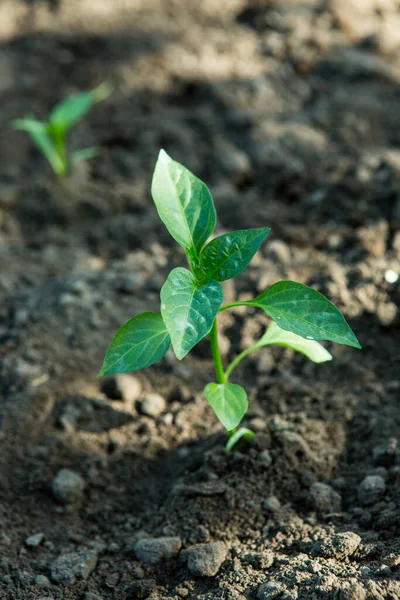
[0, 1, 400, 599]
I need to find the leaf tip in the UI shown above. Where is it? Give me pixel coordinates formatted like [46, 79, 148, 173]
[158, 148, 170, 162]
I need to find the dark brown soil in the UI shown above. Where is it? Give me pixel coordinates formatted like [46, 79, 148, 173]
[0, 1, 399, 599]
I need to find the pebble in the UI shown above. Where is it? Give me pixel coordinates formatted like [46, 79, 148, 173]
[217, 142, 251, 184]
[279, 430, 314, 461]
[25, 532, 45, 547]
[51, 469, 85, 504]
[377, 301, 397, 327]
[116, 374, 142, 404]
[134, 536, 182, 564]
[308, 482, 342, 513]
[258, 450, 272, 467]
[312, 532, 361, 559]
[139, 394, 166, 418]
[188, 525, 211, 544]
[262, 496, 281, 513]
[17, 570, 33, 585]
[100, 374, 142, 403]
[266, 240, 291, 265]
[332, 582, 366, 600]
[50, 550, 98, 586]
[58, 404, 80, 432]
[257, 582, 298, 600]
[35, 574, 51, 588]
[358, 475, 386, 506]
[181, 541, 227, 576]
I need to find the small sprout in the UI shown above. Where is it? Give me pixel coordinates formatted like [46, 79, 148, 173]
[99, 150, 361, 450]
[13, 81, 112, 180]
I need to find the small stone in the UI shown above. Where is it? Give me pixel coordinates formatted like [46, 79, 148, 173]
[17, 570, 33, 585]
[357, 220, 388, 258]
[188, 525, 210, 544]
[279, 430, 314, 461]
[266, 240, 291, 265]
[105, 572, 119, 588]
[116, 374, 142, 404]
[85, 594, 103, 600]
[262, 496, 281, 513]
[134, 536, 181, 564]
[58, 404, 80, 432]
[384, 270, 399, 284]
[100, 374, 142, 403]
[258, 450, 272, 466]
[35, 575, 51, 588]
[358, 475, 386, 506]
[258, 581, 298, 600]
[217, 141, 251, 184]
[25, 532, 45, 548]
[50, 550, 97, 586]
[181, 541, 227, 577]
[328, 582, 366, 600]
[308, 482, 342, 513]
[51, 469, 85, 504]
[377, 302, 397, 327]
[313, 532, 361, 559]
[139, 394, 166, 418]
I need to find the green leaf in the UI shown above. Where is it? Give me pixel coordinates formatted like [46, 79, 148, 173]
[49, 81, 112, 134]
[50, 91, 94, 133]
[99, 312, 171, 376]
[200, 228, 270, 281]
[204, 383, 248, 431]
[151, 150, 216, 256]
[226, 427, 255, 451]
[160, 267, 223, 360]
[13, 117, 64, 175]
[255, 320, 333, 363]
[70, 147, 98, 164]
[245, 281, 361, 349]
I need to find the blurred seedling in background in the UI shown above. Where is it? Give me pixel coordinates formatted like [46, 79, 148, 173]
[13, 81, 112, 180]
[100, 150, 361, 450]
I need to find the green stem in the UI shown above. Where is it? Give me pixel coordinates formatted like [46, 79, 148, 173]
[209, 318, 227, 384]
[53, 131, 68, 179]
[225, 340, 261, 380]
[219, 301, 248, 312]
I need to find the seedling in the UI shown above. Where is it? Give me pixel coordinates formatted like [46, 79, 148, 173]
[99, 150, 361, 449]
[13, 81, 112, 179]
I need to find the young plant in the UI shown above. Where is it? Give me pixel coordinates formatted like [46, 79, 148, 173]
[13, 81, 112, 180]
[99, 150, 361, 449]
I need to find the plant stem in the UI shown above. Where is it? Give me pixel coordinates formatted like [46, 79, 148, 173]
[225, 340, 261, 380]
[219, 301, 248, 312]
[53, 131, 68, 179]
[209, 318, 227, 384]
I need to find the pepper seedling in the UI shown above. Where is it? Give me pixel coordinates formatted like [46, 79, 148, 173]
[99, 150, 361, 449]
[13, 81, 112, 179]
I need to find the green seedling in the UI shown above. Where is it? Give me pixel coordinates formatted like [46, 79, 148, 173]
[13, 81, 112, 179]
[99, 150, 361, 449]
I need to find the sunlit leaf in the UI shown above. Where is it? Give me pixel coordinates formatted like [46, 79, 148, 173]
[244, 281, 361, 348]
[200, 228, 270, 281]
[204, 382, 248, 431]
[151, 150, 216, 256]
[255, 320, 333, 363]
[99, 312, 170, 376]
[160, 268, 223, 360]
